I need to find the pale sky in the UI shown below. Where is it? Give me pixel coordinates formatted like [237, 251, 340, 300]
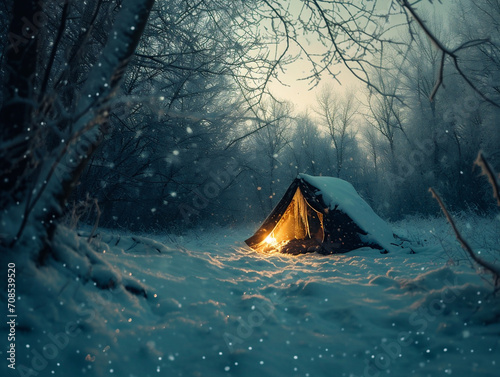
[267, 61, 360, 115]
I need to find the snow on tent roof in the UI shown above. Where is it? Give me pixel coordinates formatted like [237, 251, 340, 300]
[299, 174, 396, 251]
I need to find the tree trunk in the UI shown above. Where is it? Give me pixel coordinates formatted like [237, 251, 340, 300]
[0, 0, 40, 206]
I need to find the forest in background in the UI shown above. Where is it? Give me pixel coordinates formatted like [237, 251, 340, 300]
[1, 0, 499, 242]
[77, 0, 500, 231]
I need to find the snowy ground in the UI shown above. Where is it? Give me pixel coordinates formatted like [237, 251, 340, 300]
[2, 215, 500, 377]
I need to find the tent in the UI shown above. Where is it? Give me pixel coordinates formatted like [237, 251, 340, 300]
[245, 174, 396, 254]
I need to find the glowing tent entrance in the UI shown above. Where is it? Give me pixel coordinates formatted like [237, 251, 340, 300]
[245, 174, 396, 255]
[263, 188, 324, 249]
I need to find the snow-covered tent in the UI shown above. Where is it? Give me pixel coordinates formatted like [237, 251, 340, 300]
[245, 174, 396, 254]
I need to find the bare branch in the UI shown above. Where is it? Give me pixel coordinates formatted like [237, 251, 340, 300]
[400, 0, 500, 107]
[429, 187, 500, 287]
[474, 151, 500, 207]
[429, 50, 445, 101]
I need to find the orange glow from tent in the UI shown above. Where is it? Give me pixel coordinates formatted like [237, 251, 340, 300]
[264, 235, 276, 244]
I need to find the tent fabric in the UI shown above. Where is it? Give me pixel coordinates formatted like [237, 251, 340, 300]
[264, 188, 324, 246]
[245, 174, 396, 254]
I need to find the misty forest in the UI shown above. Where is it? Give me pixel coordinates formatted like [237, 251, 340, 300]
[1, 1, 500, 377]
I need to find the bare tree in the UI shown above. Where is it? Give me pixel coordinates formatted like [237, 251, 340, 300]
[316, 87, 358, 177]
[363, 127, 382, 183]
[0, 0, 156, 249]
[249, 98, 293, 213]
[365, 74, 406, 170]
[290, 112, 325, 176]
